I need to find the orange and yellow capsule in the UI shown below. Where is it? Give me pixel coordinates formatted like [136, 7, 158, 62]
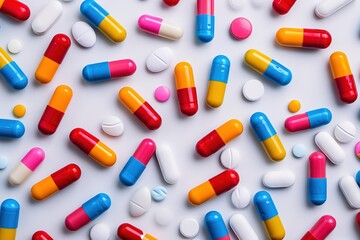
[276, 28, 332, 49]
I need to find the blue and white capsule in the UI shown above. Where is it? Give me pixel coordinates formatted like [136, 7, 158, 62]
[0, 199, 20, 240]
[0, 119, 25, 138]
[196, 0, 214, 43]
[204, 211, 230, 240]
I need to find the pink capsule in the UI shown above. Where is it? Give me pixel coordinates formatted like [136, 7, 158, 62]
[138, 14, 183, 40]
[308, 152, 327, 205]
[301, 215, 336, 240]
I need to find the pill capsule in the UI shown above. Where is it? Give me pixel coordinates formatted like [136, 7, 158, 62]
[250, 112, 286, 161]
[164, 0, 180, 6]
[65, 193, 111, 231]
[196, 0, 214, 43]
[284, 108, 332, 132]
[315, 0, 354, 18]
[245, 49, 291, 86]
[357, 212, 360, 228]
[155, 144, 180, 184]
[38, 85, 73, 135]
[117, 223, 158, 240]
[9, 147, 45, 186]
[30, 163, 81, 200]
[272, 0, 296, 15]
[118, 87, 162, 130]
[119, 138, 156, 186]
[339, 175, 360, 208]
[206, 55, 231, 108]
[0, 47, 28, 90]
[254, 191, 285, 240]
[32, 231, 53, 240]
[0, 119, 25, 138]
[204, 211, 230, 240]
[262, 170, 295, 188]
[69, 128, 117, 167]
[301, 215, 336, 240]
[188, 169, 239, 205]
[0, 0, 30, 21]
[308, 152, 327, 205]
[82, 59, 136, 82]
[329, 51, 357, 103]
[138, 14, 183, 40]
[80, 0, 126, 42]
[230, 214, 259, 240]
[315, 132, 345, 165]
[196, 119, 243, 157]
[276, 28, 332, 49]
[0, 199, 20, 240]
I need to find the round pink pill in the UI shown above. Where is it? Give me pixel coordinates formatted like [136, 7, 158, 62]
[155, 86, 170, 102]
[355, 141, 360, 159]
[230, 17, 252, 40]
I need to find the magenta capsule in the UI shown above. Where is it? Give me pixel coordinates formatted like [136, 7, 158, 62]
[301, 215, 336, 240]
[138, 14, 183, 40]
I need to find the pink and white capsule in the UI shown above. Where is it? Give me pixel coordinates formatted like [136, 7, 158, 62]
[9, 147, 45, 185]
[138, 14, 183, 40]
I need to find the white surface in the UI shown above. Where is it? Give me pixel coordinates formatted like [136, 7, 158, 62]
[179, 218, 200, 238]
[7, 39, 22, 54]
[220, 147, 241, 169]
[231, 186, 251, 209]
[154, 207, 173, 226]
[228, 0, 246, 10]
[71, 21, 96, 48]
[262, 170, 296, 188]
[1, 0, 360, 239]
[334, 121, 356, 143]
[89, 223, 111, 240]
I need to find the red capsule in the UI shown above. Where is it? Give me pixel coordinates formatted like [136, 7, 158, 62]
[273, 0, 296, 15]
[163, 0, 180, 6]
[32, 230, 53, 240]
[117, 223, 157, 240]
[0, 0, 30, 21]
[356, 212, 360, 227]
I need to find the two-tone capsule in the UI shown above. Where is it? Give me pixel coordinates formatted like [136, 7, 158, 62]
[204, 211, 230, 240]
[82, 59, 136, 82]
[0, 47, 28, 90]
[80, 0, 126, 42]
[244, 49, 292, 86]
[308, 152, 327, 205]
[0, 119, 25, 138]
[196, 0, 214, 43]
[65, 193, 111, 231]
[254, 191, 285, 240]
[117, 223, 158, 240]
[38, 85, 73, 135]
[32, 231, 53, 240]
[118, 87, 162, 130]
[206, 55, 230, 108]
[276, 28, 332, 49]
[35, 34, 71, 84]
[196, 119, 243, 157]
[69, 128, 117, 167]
[138, 14, 183, 40]
[284, 108, 332, 132]
[301, 215, 336, 240]
[0, 199, 20, 240]
[250, 112, 286, 161]
[272, 0, 296, 15]
[119, 138, 156, 186]
[329, 51, 357, 103]
[188, 169, 239, 205]
[0, 0, 30, 21]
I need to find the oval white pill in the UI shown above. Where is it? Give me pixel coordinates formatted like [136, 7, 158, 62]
[334, 121, 356, 143]
[71, 21, 96, 48]
[32, 0, 63, 35]
[180, 218, 199, 238]
[339, 175, 360, 208]
[315, 131, 346, 165]
[146, 47, 174, 73]
[129, 187, 151, 217]
[155, 144, 179, 184]
[231, 186, 250, 209]
[262, 170, 295, 188]
[315, 0, 353, 18]
[90, 223, 110, 240]
[155, 207, 173, 226]
[220, 148, 241, 169]
[7, 39, 22, 54]
[101, 116, 124, 137]
[242, 79, 264, 101]
[230, 214, 259, 240]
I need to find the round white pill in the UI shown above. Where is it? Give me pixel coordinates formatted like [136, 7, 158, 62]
[229, 0, 246, 10]
[292, 144, 306, 158]
[242, 79, 264, 101]
[71, 21, 96, 48]
[90, 223, 110, 240]
[180, 218, 199, 238]
[334, 121, 356, 143]
[7, 39, 22, 54]
[155, 207, 173, 226]
[231, 186, 250, 209]
[146, 47, 174, 73]
[220, 148, 241, 169]
[0, 156, 8, 170]
[101, 116, 124, 137]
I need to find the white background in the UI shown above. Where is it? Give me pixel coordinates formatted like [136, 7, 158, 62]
[1, 0, 360, 239]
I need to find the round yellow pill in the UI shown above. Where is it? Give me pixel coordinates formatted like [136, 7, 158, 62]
[288, 100, 301, 113]
[13, 104, 26, 118]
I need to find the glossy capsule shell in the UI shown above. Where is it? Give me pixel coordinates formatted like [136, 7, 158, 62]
[38, 85, 73, 135]
[32, 231, 53, 240]
[329, 51, 357, 103]
[206, 55, 230, 108]
[0, 119, 25, 138]
[276, 28, 332, 49]
[30, 164, 81, 200]
[163, 0, 180, 6]
[117, 223, 158, 240]
[315, 0, 354, 18]
[119, 138, 156, 186]
[204, 211, 230, 240]
[308, 152, 327, 205]
[272, 0, 296, 15]
[65, 193, 111, 231]
[196, 119, 243, 157]
[196, 0, 214, 43]
[301, 215, 336, 240]
[0, 0, 30, 21]
[0, 47, 28, 90]
[188, 169, 239, 205]
[35, 34, 71, 84]
[0, 199, 19, 240]
[138, 14, 183, 40]
[254, 191, 285, 240]
[244, 49, 292, 86]
[118, 87, 162, 130]
[69, 128, 117, 167]
[174, 62, 198, 116]
[82, 59, 136, 82]
[284, 108, 332, 132]
[250, 112, 286, 161]
[80, 0, 126, 42]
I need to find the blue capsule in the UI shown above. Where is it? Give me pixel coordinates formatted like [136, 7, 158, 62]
[0, 198, 20, 240]
[204, 211, 230, 240]
[0, 119, 25, 138]
[196, 0, 215, 43]
[0, 48, 28, 90]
